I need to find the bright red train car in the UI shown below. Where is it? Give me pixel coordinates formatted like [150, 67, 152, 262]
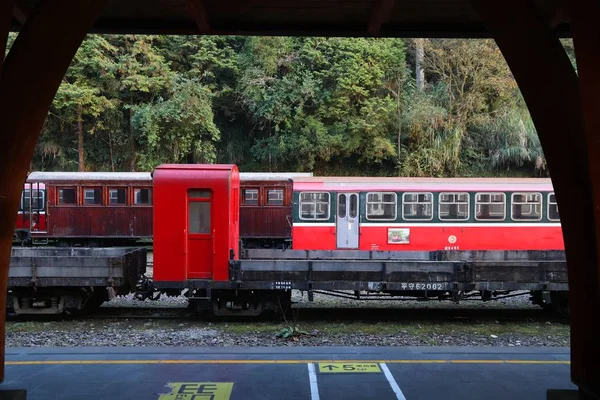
[291, 177, 563, 252]
[152, 164, 240, 283]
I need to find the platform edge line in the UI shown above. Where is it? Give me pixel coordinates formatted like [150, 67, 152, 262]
[380, 363, 407, 400]
[308, 363, 320, 400]
[4, 359, 572, 366]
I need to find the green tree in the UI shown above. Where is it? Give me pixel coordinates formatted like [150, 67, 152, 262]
[51, 35, 117, 171]
[238, 37, 405, 172]
[132, 77, 220, 169]
[111, 35, 174, 170]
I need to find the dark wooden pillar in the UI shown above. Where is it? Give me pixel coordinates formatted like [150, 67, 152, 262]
[471, 0, 600, 398]
[0, 0, 106, 383]
[0, 1, 13, 74]
[570, 4, 600, 397]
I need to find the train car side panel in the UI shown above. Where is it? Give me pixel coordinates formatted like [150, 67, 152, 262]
[153, 164, 239, 283]
[292, 224, 336, 250]
[240, 179, 293, 244]
[359, 224, 564, 251]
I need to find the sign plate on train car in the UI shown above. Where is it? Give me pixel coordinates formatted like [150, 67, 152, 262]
[318, 363, 381, 373]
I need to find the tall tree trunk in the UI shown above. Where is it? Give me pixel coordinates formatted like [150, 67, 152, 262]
[397, 78, 402, 167]
[77, 108, 85, 172]
[129, 107, 136, 171]
[107, 130, 115, 172]
[415, 38, 425, 92]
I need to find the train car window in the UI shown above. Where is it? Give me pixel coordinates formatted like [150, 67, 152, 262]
[511, 192, 542, 221]
[349, 194, 358, 218]
[189, 201, 211, 234]
[366, 192, 397, 221]
[267, 189, 284, 206]
[299, 192, 330, 220]
[109, 188, 127, 205]
[548, 193, 560, 221]
[58, 188, 77, 205]
[134, 188, 152, 205]
[21, 189, 45, 211]
[83, 188, 102, 205]
[475, 193, 505, 221]
[402, 192, 433, 221]
[189, 189, 211, 198]
[242, 189, 259, 206]
[439, 192, 469, 221]
[338, 194, 347, 218]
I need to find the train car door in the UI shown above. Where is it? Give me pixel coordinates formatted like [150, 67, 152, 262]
[336, 192, 359, 249]
[187, 189, 213, 278]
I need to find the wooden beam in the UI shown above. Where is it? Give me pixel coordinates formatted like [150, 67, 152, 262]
[571, 0, 600, 290]
[546, 0, 570, 27]
[187, 0, 210, 34]
[0, 0, 106, 383]
[12, 1, 28, 26]
[368, 0, 396, 36]
[1, 1, 15, 76]
[471, 0, 600, 398]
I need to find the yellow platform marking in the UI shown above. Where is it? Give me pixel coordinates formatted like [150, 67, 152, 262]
[158, 382, 233, 400]
[5, 359, 570, 366]
[318, 362, 381, 373]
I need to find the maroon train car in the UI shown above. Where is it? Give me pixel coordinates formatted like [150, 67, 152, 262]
[239, 173, 313, 249]
[25, 171, 153, 246]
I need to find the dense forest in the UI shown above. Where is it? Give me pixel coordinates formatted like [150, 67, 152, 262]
[7, 35, 576, 177]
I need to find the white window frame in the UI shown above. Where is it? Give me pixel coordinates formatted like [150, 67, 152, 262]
[243, 188, 259, 206]
[402, 192, 434, 221]
[299, 191, 330, 221]
[108, 187, 127, 206]
[547, 192, 559, 222]
[366, 192, 397, 221]
[57, 187, 77, 206]
[438, 192, 470, 221]
[267, 188, 284, 206]
[21, 189, 45, 211]
[511, 192, 542, 222]
[134, 188, 152, 205]
[475, 192, 506, 221]
[83, 187, 102, 206]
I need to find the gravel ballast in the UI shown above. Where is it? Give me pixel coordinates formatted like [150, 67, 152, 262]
[6, 319, 569, 348]
[10, 252, 561, 349]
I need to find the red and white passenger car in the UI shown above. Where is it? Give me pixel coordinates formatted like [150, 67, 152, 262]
[291, 177, 562, 252]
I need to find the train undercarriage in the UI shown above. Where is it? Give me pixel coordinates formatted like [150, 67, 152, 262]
[7, 246, 570, 318]
[7, 247, 146, 317]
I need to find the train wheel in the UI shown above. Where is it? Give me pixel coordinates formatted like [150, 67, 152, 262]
[530, 291, 570, 318]
[65, 289, 107, 317]
[549, 292, 570, 318]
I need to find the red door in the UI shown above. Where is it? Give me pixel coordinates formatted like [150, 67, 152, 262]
[187, 189, 213, 279]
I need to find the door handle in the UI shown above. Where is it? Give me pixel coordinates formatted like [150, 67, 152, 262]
[213, 229, 216, 254]
[184, 229, 187, 254]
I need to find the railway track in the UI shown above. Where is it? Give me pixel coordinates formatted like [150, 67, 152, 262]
[7, 305, 566, 324]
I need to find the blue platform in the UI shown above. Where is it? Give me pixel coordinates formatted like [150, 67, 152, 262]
[1, 346, 575, 399]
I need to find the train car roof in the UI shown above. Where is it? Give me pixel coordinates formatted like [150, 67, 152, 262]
[26, 171, 152, 182]
[292, 176, 555, 192]
[26, 170, 313, 183]
[239, 172, 313, 181]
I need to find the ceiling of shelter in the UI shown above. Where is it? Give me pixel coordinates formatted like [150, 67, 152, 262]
[11, 0, 570, 37]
